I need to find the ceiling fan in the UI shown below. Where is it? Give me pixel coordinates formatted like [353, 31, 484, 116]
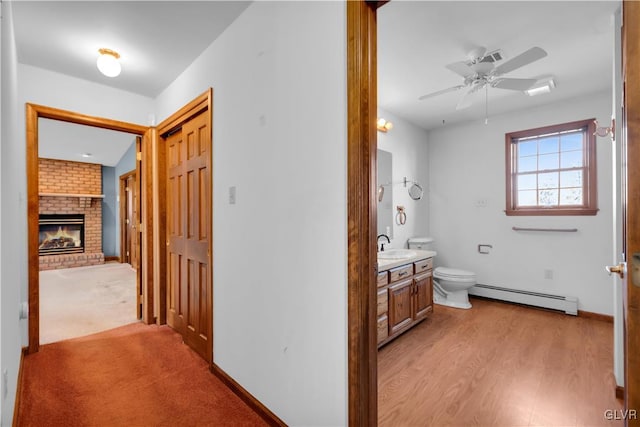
[418, 46, 548, 110]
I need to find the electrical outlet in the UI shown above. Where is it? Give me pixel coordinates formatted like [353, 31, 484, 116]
[475, 199, 488, 208]
[544, 269, 554, 280]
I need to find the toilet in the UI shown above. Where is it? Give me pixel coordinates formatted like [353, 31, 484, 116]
[407, 237, 476, 309]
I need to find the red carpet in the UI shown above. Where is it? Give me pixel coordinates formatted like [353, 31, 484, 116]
[16, 323, 267, 426]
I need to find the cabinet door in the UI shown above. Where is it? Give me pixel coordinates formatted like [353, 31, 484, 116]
[413, 271, 433, 321]
[388, 278, 413, 335]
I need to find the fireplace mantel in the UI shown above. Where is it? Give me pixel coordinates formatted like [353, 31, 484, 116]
[40, 193, 104, 209]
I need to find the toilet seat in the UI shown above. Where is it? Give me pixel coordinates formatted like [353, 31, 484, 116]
[434, 267, 476, 281]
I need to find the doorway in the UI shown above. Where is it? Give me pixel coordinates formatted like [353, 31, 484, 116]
[347, 1, 640, 424]
[119, 170, 139, 269]
[26, 104, 150, 353]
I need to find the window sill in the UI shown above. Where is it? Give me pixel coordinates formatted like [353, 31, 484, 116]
[505, 208, 599, 216]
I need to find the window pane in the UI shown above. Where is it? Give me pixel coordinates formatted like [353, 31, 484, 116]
[518, 140, 537, 157]
[517, 174, 537, 190]
[538, 153, 559, 170]
[561, 132, 583, 151]
[538, 172, 558, 189]
[560, 188, 583, 205]
[538, 136, 559, 154]
[518, 190, 537, 206]
[539, 189, 559, 206]
[560, 170, 582, 188]
[560, 150, 583, 168]
[518, 156, 537, 173]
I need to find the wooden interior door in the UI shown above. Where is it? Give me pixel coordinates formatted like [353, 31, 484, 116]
[120, 170, 138, 268]
[124, 173, 139, 269]
[166, 111, 212, 363]
[622, 1, 640, 422]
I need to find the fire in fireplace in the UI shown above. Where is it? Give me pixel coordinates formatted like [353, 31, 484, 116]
[39, 214, 85, 255]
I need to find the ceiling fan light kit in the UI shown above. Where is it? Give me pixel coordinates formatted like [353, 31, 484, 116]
[419, 46, 549, 116]
[525, 78, 556, 96]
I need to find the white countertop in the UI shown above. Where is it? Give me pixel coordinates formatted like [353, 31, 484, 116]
[377, 250, 437, 272]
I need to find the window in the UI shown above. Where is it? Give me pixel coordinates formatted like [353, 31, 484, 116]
[505, 119, 597, 216]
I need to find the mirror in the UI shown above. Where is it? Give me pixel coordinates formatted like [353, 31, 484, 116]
[377, 149, 393, 239]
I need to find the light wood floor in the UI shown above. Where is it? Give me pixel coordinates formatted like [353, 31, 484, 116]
[378, 297, 622, 427]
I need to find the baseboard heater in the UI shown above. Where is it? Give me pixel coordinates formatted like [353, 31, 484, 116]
[469, 284, 578, 315]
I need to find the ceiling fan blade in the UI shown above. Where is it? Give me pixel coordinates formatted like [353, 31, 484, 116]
[445, 61, 475, 78]
[418, 84, 466, 101]
[493, 47, 547, 76]
[492, 78, 538, 91]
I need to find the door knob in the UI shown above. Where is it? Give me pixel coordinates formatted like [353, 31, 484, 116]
[605, 262, 626, 279]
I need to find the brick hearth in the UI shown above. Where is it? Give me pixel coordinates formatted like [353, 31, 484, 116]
[39, 158, 104, 270]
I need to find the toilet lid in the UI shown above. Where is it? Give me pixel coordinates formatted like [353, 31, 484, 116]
[434, 266, 475, 279]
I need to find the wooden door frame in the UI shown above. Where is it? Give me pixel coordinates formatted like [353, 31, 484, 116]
[622, 0, 640, 419]
[347, 1, 385, 425]
[119, 169, 136, 265]
[26, 103, 150, 353]
[155, 89, 213, 348]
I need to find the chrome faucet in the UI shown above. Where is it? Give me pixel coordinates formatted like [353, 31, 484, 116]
[377, 234, 390, 252]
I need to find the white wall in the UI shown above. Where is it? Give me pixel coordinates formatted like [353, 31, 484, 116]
[155, 2, 346, 425]
[428, 91, 614, 315]
[18, 64, 154, 125]
[1, 2, 23, 424]
[377, 108, 429, 249]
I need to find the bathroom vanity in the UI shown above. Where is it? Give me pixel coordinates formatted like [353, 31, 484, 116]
[376, 250, 436, 347]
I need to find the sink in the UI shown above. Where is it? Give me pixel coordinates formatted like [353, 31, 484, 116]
[377, 249, 417, 260]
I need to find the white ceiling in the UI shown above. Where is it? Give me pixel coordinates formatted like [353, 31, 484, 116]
[39, 119, 137, 167]
[12, 1, 251, 98]
[378, 1, 619, 130]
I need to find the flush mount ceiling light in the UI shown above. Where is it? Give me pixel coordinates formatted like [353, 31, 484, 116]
[525, 78, 556, 96]
[96, 48, 121, 77]
[81, 153, 93, 158]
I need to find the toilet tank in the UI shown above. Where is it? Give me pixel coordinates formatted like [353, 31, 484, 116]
[408, 237, 434, 250]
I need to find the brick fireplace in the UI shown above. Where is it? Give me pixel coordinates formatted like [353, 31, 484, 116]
[39, 158, 104, 270]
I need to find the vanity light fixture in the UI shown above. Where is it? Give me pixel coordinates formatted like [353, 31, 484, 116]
[97, 48, 121, 77]
[377, 118, 393, 132]
[525, 78, 556, 96]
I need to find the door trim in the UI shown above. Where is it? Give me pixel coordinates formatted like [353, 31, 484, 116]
[346, 2, 381, 425]
[623, 0, 640, 416]
[156, 88, 213, 356]
[26, 103, 148, 353]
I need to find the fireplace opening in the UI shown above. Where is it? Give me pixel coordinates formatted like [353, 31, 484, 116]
[39, 214, 85, 255]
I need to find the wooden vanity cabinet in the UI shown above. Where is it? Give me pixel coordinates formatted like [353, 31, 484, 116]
[378, 257, 434, 347]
